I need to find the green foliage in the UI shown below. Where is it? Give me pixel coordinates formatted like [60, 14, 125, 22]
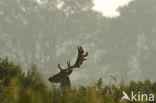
[0, 57, 22, 86]
[0, 57, 156, 103]
[96, 78, 103, 89]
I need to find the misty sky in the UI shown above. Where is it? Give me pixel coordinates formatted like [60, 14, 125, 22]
[92, 0, 133, 17]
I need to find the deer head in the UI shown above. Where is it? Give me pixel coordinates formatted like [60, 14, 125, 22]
[48, 46, 88, 89]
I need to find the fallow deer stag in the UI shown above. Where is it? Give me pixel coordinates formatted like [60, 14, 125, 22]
[48, 46, 88, 89]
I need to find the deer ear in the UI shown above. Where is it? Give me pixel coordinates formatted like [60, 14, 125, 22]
[67, 70, 73, 75]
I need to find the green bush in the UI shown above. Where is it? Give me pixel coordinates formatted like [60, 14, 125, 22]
[0, 57, 156, 103]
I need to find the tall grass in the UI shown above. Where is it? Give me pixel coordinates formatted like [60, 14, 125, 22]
[1, 77, 156, 103]
[0, 58, 156, 103]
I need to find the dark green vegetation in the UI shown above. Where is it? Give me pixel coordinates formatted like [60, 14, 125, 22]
[0, 58, 156, 103]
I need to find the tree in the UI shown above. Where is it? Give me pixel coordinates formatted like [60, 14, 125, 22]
[0, 57, 22, 86]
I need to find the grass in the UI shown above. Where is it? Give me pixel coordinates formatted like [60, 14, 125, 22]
[0, 58, 156, 103]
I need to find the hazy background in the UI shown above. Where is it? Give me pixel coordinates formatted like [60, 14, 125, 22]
[0, 0, 156, 86]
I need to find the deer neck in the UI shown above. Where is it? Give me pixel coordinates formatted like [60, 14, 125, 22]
[60, 76, 71, 89]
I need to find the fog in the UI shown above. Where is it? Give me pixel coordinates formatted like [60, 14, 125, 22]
[0, 0, 156, 86]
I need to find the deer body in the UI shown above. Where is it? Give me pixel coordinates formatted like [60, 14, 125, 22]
[48, 46, 88, 89]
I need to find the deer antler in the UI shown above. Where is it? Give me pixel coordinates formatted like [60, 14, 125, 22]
[73, 46, 88, 68]
[58, 64, 63, 71]
[58, 46, 88, 72]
